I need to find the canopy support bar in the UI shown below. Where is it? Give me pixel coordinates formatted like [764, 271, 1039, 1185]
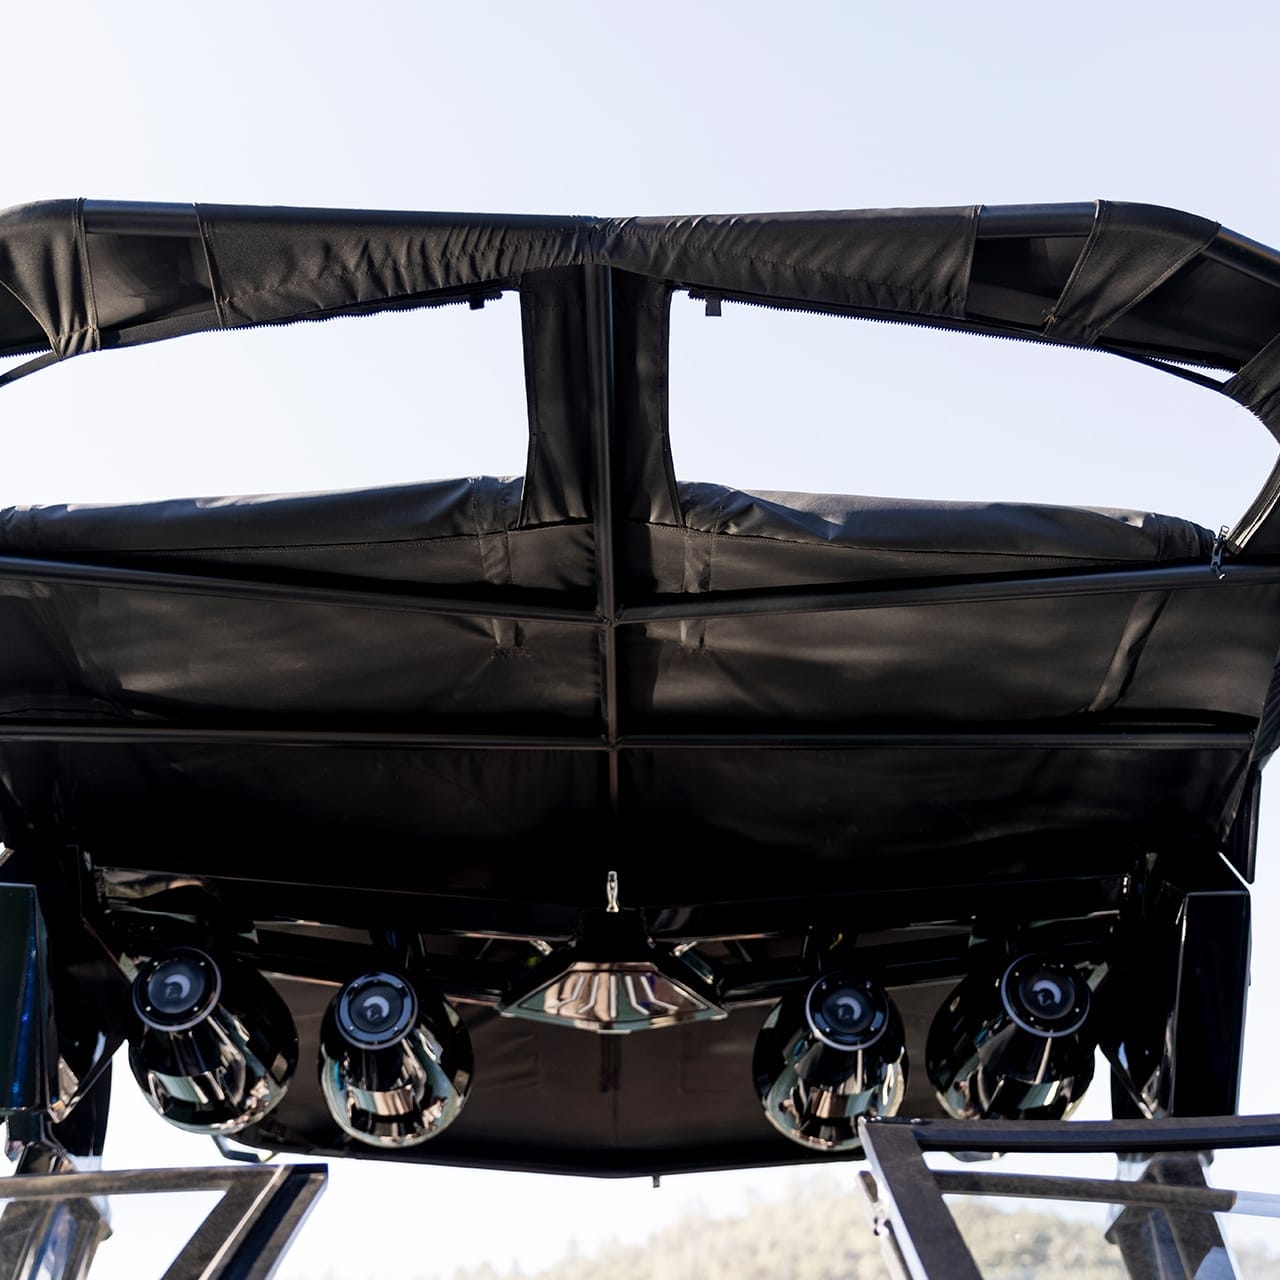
[585, 265, 621, 812]
[0, 722, 1250, 751]
[0, 554, 600, 625]
[619, 562, 1280, 623]
[1, 556, 1277, 625]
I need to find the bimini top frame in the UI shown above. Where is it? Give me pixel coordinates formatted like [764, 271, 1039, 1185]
[2, 198, 1280, 1178]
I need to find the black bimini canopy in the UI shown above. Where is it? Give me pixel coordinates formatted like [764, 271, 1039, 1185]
[2, 199, 1280, 1175]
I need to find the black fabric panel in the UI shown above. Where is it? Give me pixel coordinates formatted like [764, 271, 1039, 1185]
[624, 598, 1158, 728]
[83, 224, 212, 330]
[1111, 584, 1280, 720]
[192, 204, 979, 328]
[967, 234, 1088, 328]
[518, 270, 592, 525]
[6, 198, 1277, 382]
[8, 744, 606, 896]
[251, 989, 830, 1175]
[0, 590, 599, 726]
[0, 478, 1211, 605]
[1251, 656, 1280, 767]
[681, 489, 1204, 556]
[1229, 459, 1280, 552]
[601, 207, 978, 318]
[1226, 329, 1280, 441]
[1102, 254, 1280, 368]
[1086, 591, 1171, 712]
[0, 478, 593, 590]
[1043, 201, 1219, 344]
[1217, 332, 1280, 550]
[617, 747, 1244, 885]
[624, 486, 1210, 596]
[613, 273, 679, 528]
[0, 587, 111, 717]
[195, 205, 595, 326]
[0, 273, 49, 357]
[0, 200, 96, 358]
[1, 477, 520, 555]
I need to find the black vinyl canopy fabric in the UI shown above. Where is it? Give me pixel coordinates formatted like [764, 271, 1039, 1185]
[5, 197, 1280, 529]
[0, 477, 1256, 873]
[3, 199, 1280, 1173]
[1, 197, 1278, 878]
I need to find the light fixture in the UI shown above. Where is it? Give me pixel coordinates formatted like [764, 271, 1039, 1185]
[753, 973, 907, 1152]
[926, 953, 1095, 1121]
[128, 947, 297, 1134]
[498, 909, 725, 1033]
[318, 971, 472, 1149]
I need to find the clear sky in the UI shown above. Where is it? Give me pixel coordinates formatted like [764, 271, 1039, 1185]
[4, 1, 1280, 1273]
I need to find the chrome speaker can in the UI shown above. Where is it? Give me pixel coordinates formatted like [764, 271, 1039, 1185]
[753, 973, 907, 1152]
[128, 947, 297, 1135]
[926, 953, 1095, 1121]
[319, 972, 472, 1149]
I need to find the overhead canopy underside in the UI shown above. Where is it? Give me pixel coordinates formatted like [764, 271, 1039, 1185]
[1, 197, 1279, 877]
[3, 198, 1280, 1172]
[0, 479, 1268, 892]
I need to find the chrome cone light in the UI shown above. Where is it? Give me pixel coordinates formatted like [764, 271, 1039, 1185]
[319, 972, 472, 1149]
[128, 947, 297, 1134]
[499, 910, 725, 1034]
[926, 954, 1095, 1121]
[754, 974, 907, 1152]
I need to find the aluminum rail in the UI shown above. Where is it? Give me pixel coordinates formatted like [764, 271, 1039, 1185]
[893, 1111, 1280, 1154]
[0, 1163, 326, 1280]
[855, 1115, 1280, 1280]
[933, 1169, 1238, 1213]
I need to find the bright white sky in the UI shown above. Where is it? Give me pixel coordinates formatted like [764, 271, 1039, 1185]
[4, 1, 1280, 1274]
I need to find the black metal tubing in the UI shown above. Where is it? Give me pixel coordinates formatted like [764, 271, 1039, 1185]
[82, 200, 201, 237]
[653, 878, 1124, 951]
[976, 203, 1096, 238]
[933, 1169, 1237, 1214]
[103, 868, 581, 942]
[585, 264, 621, 813]
[215, 1165, 328, 1280]
[976, 205, 1280, 291]
[77, 200, 1097, 243]
[619, 729, 1251, 751]
[0, 722, 607, 750]
[0, 554, 600, 625]
[880, 1112, 1280, 1154]
[0, 721, 1249, 751]
[99, 852, 1122, 955]
[81, 199, 1280, 286]
[1206, 227, 1280, 290]
[618, 562, 1280, 624]
[4, 554, 1278, 630]
[167, 1176, 276, 1279]
[858, 1117, 1270, 1280]
[0, 1164, 327, 1280]
[103, 862, 1120, 962]
[858, 1121, 985, 1280]
[0, 1168, 259, 1201]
